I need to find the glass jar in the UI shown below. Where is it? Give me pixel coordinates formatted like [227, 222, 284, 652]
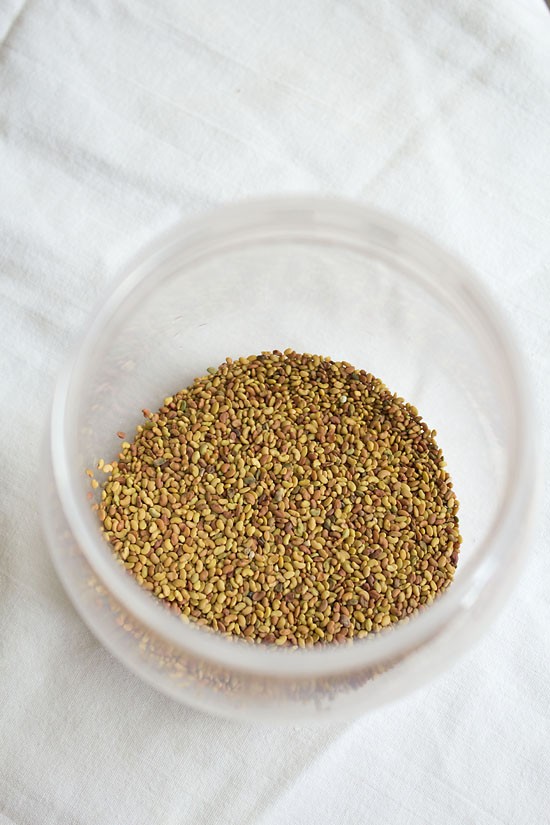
[41, 197, 535, 722]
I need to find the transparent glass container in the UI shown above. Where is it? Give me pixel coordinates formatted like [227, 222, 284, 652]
[41, 197, 535, 723]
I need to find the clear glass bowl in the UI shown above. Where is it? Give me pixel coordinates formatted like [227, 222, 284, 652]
[41, 196, 535, 723]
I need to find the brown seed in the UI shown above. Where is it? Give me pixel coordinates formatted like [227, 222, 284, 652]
[96, 350, 461, 647]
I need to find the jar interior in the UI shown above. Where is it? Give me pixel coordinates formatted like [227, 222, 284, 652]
[63, 231, 512, 620]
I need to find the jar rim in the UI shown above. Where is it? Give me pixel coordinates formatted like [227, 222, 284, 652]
[49, 196, 535, 678]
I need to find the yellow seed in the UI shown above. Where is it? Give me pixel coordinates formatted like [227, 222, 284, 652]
[94, 350, 460, 646]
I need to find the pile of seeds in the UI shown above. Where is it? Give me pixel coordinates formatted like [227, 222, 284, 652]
[95, 350, 461, 646]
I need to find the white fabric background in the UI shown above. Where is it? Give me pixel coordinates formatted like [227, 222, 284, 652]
[1, 1, 549, 823]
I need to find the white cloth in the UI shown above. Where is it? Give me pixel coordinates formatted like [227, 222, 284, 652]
[1, 1, 550, 823]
